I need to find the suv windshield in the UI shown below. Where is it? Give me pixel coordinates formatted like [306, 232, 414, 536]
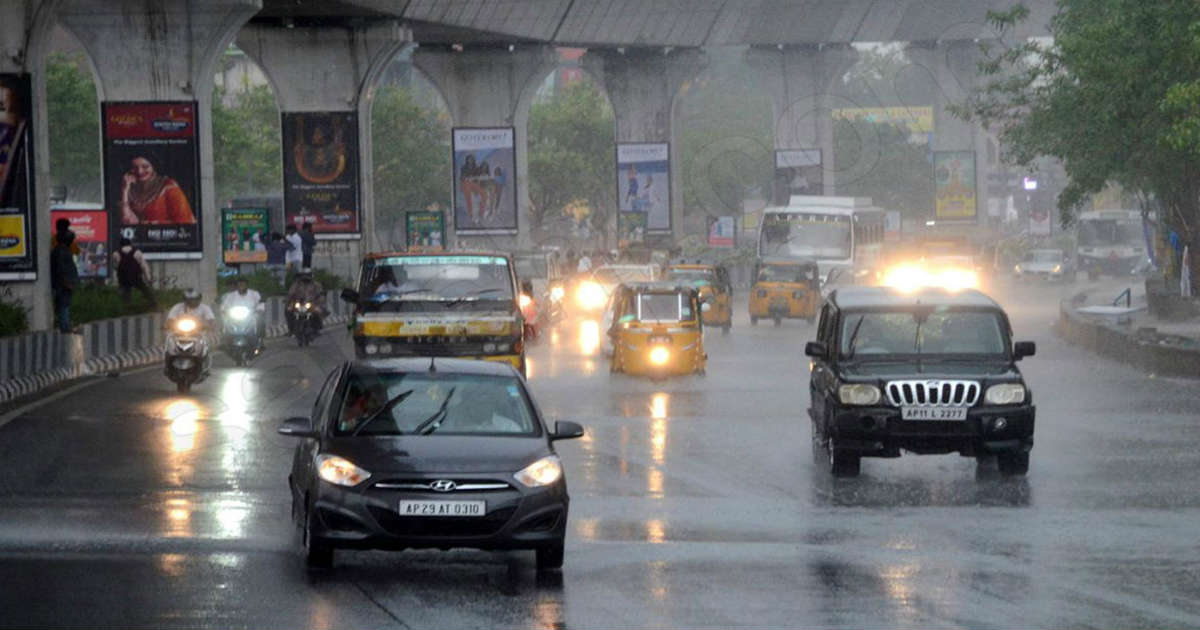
[1025, 250, 1062, 263]
[358, 255, 514, 312]
[334, 371, 538, 437]
[841, 309, 1007, 357]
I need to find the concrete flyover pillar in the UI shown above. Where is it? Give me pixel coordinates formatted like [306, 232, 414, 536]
[412, 45, 557, 252]
[747, 44, 859, 197]
[57, 0, 261, 303]
[1, 1, 60, 331]
[585, 48, 705, 248]
[237, 22, 408, 277]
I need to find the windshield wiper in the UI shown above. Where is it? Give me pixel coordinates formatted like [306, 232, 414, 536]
[411, 387, 457, 435]
[845, 315, 865, 359]
[445, 288, 506, 308]
[350, 389, 414, 436]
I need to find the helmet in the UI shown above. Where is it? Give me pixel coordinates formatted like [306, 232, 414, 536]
[183, 288, 201, 306]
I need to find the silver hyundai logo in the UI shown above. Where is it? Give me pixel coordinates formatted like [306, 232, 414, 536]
[430, 479, 457, 492]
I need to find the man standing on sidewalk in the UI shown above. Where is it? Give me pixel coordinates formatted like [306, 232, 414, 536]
[300, 222, 317, 269]
[49, 231, 79, 333]
[284, 224, 303, 274]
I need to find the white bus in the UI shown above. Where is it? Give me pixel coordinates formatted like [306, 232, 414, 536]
[756, 196, 886, 279]
[1075, 209, 1146, 274]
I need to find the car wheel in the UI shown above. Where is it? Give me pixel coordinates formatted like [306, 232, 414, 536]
[828, 436, 860, 478]
[536, 540, 565, 571]
[997, 451, 1030, 476]
[304, 511, 334, 569]
[810, 418, 826, 465]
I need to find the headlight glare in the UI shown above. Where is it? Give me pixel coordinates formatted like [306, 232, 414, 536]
[514, 455, 563, 487]
[985, 383, 1026, 405]
[838, 383, 882, 405]
[317, 455, 371, 487]
[576, 282, 606, 310]
[228, 306, 250, 320]
[550, 286, 565, 301]
[649, 346, 670, 365]
[176, 318, 197, 333]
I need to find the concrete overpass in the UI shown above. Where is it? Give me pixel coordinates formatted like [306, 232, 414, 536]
[2, 0, 1053, 329]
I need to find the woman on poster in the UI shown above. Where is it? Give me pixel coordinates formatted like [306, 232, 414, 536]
[459, 155, 489, 223]
[119, 154, 196, 225]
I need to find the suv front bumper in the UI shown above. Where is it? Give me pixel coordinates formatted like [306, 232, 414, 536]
[830, 404, 1035, 457]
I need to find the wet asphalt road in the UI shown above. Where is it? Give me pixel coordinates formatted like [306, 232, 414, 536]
[2, 279, 1200, 628]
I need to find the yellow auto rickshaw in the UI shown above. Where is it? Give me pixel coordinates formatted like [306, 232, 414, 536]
[606, 282, 707, 378]
[665, 262, 733, 333]
[749, 259, 821, 326]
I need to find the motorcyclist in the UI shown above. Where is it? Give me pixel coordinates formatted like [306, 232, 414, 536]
[519, 279, 538, 340]
[220, 276, 266, 346]
[166, 288, 216, 332]
[286, 267, 326, 335]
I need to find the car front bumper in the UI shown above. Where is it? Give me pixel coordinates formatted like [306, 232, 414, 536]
[830, 404, 1035, 456]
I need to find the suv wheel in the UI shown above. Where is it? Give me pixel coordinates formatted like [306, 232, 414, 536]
[828, 436, 861, 478]
[304, 511, 334, 569]
[997, 452, 1030, 476]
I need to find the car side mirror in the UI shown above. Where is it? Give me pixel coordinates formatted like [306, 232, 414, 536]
[1013, 341, 1036, 360]
[277, 416, 318, 438]
[804, 341, 828, 359]
[340, 288, 359, 304]
[551, 420, 585, 441]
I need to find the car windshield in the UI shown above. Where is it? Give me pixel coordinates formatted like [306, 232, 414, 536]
[636, 292, 692, 322]
[841, 309, 1007, 357]
[593, 267, 654, 285]
[1025, 250, 1062, 263]
[358, 255, 514, 312]
[666, 268, 716, 286]
[334, 371, 538, 437]
[758, 265, 815, 283]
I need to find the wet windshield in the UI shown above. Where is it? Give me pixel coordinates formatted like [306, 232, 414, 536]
[841, 310, 1007, 357]
[1025, 250, 1063, 263]
[1078, 220, 1142, 247]
[758, 265, 815, 283]
[637, 293, 692, 321]
[666, 268, 716, 286]
[760, 213, 851, 259]
[335, 372, 537, 437]
[358, 255, 514, 312]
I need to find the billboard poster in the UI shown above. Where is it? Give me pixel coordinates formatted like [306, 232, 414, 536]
[773, 149, 823, 203]
[452, 127, 517, 235]
[832, 106, 934, 144]
[708, 215, 735, 248]
[103, 101, 201, 258]
[406, 211, 445, 252]
[934, 151, 977, 220]
[50, 207, 108, 278]
[617, 142, 670, 232]
[0, 73, 36, 280]
[618, 211, 647, 249]
[282, 111, 360, 238]
[221, 207, 269, 264]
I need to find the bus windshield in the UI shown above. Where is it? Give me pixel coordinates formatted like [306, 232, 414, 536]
[1078, 220, 1141, 247]
[759, 213, 851, 260]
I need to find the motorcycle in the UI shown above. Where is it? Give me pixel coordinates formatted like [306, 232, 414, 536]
[290, 300, 320, 347]
[520, 292, 539, 342]
[222, 305, 262, 367]
[165, 317, 211, 394]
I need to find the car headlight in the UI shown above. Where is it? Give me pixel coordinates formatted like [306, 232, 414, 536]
[176, 318, 197, 333]
[838, 383, 882, 405]
[984, 383, 1026, 405]
[227, 306, 250, 321]
[316, 454, 371, 487]
[550, 286, 564, 301]
[513, 455, 563, 487]
[576, 282, 606, 310]
[649, 346, 670, 365]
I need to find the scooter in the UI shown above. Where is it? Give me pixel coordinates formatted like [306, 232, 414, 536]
[290, 300, 320, 347]
[165, 317, 211, 394]
[222, 305, 263, 367]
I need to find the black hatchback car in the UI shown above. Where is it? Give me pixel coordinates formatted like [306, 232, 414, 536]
[278, 358, 584, 570]
[805, 287, 1036, 478]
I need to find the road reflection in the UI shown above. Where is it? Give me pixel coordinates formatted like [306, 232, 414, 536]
[812, 473, 1032, 508]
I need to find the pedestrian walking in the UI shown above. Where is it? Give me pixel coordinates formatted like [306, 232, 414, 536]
[112, 237, 155, 307]
[300, 222, 317, 269]
[49, 231, 79, 333]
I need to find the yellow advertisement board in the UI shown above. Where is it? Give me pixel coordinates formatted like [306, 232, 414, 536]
[832, 106, 934, 136]
[0, 215, 28, 258]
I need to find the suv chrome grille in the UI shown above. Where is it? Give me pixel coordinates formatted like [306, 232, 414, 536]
[885, 380, 980, 407]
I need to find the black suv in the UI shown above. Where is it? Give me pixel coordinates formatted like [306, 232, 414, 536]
[805, 287, 1036, 478]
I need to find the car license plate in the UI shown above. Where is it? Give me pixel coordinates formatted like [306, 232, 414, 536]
[398, 500, 485, 517]
[901, 407, 968, 421]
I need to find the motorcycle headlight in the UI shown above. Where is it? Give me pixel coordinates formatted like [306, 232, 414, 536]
[838, 384, 882, 406]
[316, 455, 371, 487]
[304, 302, 312, 309]
[550, 286, 565, 301]
[984, 383, 1026, 405]
[293, 302, 302, 310]
[227, 306, 250, 321]
[513, 455, 563, 488]
[176, 318, 197, 333]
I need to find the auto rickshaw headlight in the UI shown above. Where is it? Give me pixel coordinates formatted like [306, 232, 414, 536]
[649, 346, 670, 365]
[838, 384, 882, 406]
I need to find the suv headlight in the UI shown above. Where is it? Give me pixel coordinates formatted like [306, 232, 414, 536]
[513, 455, 563, 487]
[316, 455, 371, 487]
[838, 384, 881, 406]
[984, 383, 1026, 405]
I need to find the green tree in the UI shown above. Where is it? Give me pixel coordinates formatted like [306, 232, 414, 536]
[45, 52, 100, 201]
[211, 83, 282, 205]
[528, 80, 615, 238]
[955, 1, 1200, 255]
[371, 84, 451, 233]
[833, 118, 933, 218]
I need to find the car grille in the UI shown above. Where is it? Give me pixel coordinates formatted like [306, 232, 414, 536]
[368, 505, 516, 537]
[372, 478, 514, 492]
[885, 380, 980, 406]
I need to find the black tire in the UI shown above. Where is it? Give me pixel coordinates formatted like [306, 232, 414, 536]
[810, 419, 826, 465]
[828, 436, 860, 478]
[536, 540, 565, 571]
[304, 512, 334, 569]
[176, 380, 190, 394]
[997, 451, 1030, 477]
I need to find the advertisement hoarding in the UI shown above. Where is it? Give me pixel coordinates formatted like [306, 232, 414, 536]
[102, 101, 201, 257]
[221, 207, 269, 264]
[282, 111, 361, 238]
[50, 207, 108, 278]
[832, 106, 934, 143]
[617, 142, 670, 233]
[708, 215, 735, 248]
[618, 211, 647, 249]
[452, 127, 517, 235]
[934, 151, 977, 220]
[0, 73, 36, 280]
[773, 149, 823, 203]
[406, 211, 445, 252]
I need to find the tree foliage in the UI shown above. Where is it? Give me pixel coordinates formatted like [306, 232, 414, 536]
[371, 84, 451, 231]
[527, 80, 615, 238]
[211, 83, 282, 206]
[955, 0, 1200, 240]
[45, 52, 100, 201]
[833, 118, 933, 218]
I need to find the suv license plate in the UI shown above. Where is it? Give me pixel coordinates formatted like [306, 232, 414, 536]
[398, 500, 485, 517]
[901, 407, 967, 421]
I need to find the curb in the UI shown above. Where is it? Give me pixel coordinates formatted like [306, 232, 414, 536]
[1056, 297, 1200, 378]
